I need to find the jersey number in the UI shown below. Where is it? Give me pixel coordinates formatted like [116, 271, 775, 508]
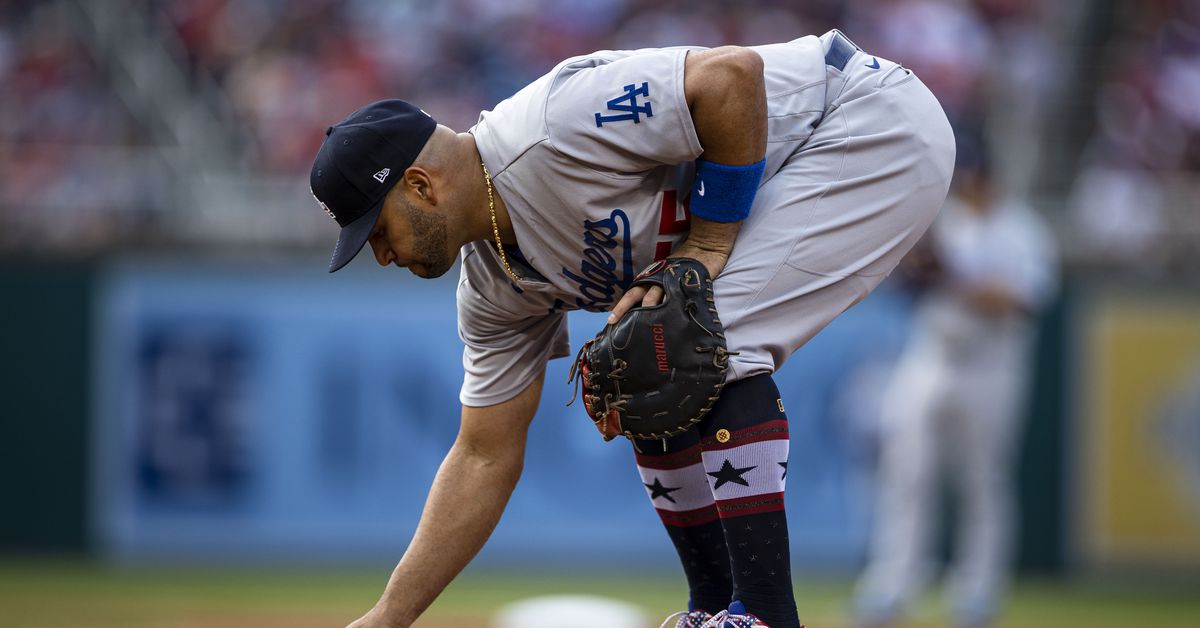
[655, 190, 691, 261]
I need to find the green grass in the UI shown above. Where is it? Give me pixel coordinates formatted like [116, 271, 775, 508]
[0, 560, 1196, 627]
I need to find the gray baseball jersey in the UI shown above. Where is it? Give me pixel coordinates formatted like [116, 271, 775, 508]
[460, 30, 956, 407]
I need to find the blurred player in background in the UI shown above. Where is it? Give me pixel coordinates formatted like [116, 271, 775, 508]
[853, 132, 1058, 628]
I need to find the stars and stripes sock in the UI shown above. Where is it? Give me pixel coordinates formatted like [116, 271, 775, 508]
[634, 429, 733, 615]
[700, 373, 801, 628]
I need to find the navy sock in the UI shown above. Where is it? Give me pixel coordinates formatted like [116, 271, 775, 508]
[635, 429, 732, 615]
[699, 374, 800, 628]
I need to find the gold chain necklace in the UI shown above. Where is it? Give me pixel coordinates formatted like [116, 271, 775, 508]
[482, 160, 520, 282]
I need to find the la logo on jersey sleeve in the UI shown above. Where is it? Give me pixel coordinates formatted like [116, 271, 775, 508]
[594, 82, 653, 127]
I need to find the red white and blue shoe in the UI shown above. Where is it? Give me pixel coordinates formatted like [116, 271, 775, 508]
[701, 600, 773, 627]
[660, 602, 714, 628]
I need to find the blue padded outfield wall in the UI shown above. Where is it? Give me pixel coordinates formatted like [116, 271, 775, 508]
[91, 261, 915, 569]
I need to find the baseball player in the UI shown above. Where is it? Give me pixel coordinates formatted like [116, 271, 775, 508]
[853, 135, 1057, 628]
[310, 30, 954, 628]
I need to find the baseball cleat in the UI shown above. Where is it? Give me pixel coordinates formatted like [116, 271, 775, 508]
[700, 600, 780, 627]
[660, 608, 715, 628]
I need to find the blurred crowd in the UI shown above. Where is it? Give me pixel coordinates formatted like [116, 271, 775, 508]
[0, 0, 1196, 274]
[0, 1, 164, 252]
[1068, 0, 1200, 274]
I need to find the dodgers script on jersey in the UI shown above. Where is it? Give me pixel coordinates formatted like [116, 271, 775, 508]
[459, 32, 956, 407]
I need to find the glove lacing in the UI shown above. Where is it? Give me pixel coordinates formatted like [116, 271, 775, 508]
[566, 258, 736, 443]
[565, 340, 592, 406]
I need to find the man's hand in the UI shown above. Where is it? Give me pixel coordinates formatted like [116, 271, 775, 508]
[609, 239, 730, 324]
[346, 604, 400, 628]
[347, 374, 544, 627]
[609, 216, 740, 324]
[963, 282, 1028, 318]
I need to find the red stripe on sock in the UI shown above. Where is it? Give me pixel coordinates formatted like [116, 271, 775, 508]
[714, 492, 786, 518]
[636, 442, 703, 470]
[657, 504, 721, 527]
[702, 420, 789, 451]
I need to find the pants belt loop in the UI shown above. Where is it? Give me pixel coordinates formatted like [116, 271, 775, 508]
[821, 30, 858, 111]
[823, 29, 860, 71]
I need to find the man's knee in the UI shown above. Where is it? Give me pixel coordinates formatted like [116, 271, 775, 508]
[702, 373, 788, 435]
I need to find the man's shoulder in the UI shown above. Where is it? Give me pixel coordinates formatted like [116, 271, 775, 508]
[546, 47, 691, 82]
[474, 48, 688, 141]
[472, 70, 558, 173]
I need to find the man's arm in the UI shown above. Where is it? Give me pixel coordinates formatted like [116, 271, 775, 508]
[348, 372, 545, 628]
[610, 46, 767, 322]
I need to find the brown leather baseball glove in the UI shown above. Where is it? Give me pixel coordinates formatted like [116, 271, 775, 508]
[568, 257, 735, 442]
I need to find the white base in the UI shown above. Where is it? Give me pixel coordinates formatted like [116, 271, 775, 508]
[492, 594, 650, 628]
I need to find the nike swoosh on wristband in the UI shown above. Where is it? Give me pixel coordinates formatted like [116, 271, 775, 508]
[698, 180, 705, 196]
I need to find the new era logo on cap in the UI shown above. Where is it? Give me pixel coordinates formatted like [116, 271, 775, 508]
[311, 188, 336, 221]
[373, 168, 390, 183]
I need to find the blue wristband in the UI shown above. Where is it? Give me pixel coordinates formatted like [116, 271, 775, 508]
[689, 158, 765, 223]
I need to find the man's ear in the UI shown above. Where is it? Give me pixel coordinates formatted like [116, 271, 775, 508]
[405, 167, 435, 204]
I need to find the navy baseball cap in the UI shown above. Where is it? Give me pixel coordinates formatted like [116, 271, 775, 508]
[310, 99, 437, 272]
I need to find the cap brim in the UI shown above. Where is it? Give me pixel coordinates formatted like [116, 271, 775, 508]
[328, 199, 385, 273]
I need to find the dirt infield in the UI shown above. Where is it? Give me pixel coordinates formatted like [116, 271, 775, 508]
[1, 561, 1198, 628]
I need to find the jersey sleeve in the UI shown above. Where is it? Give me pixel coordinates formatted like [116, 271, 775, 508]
[545, 48, 704, 172]
[457, 268, 570, 407]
